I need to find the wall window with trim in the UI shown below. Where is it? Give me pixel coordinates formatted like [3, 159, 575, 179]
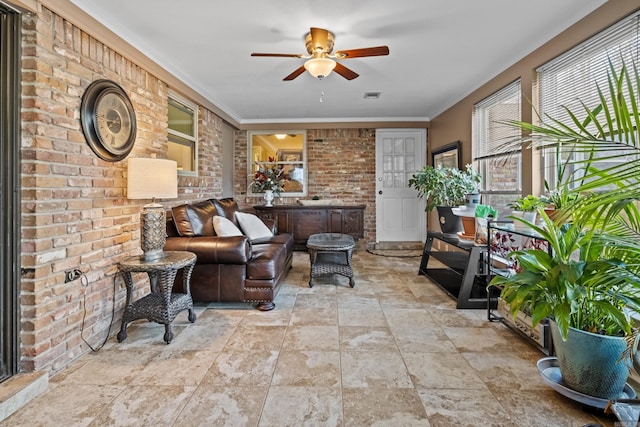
[248, 131, 307, 197]
[538, 11, 640, 192]
[473, 79, 522, 216]
[168, 92, 198, 175]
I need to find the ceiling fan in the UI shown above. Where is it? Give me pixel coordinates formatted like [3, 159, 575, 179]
[251, 27, 389, 81]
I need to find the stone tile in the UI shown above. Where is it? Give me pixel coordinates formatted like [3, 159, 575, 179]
[271, 350, 341, 387]
[0, 384, 124, 427]
[339, 326, 397, 352]
[495, 389, 613, 427]
[338, 307, 388, 327]
[59, 349, 160, 386]
[418, 388, 516, 426]
[201, 350, 278, 387]
[259, 386, 342, 427]
[443, 326, 520, 353]
[223, 325, 286, 351]
[282, 325, 340, 351]
[461, 351, 549, 391]
[290, 306, 338, 326]
[161, 324, 236, 352]
[341, 350, 413, 388]
[129, 350, 217, 386]
[88, 385, 194, 426]
[402, 352, 488, 390]
[173, 385, 267, 427]
[343, 387, 429, 426]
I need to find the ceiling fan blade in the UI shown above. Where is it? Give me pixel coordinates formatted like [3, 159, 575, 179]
[309, 27, 329, 52]
[335, 46, 390, 59]
[333, 62, 359, 80]
[283, 65, 306, 81]
[251, 53, 304, 58]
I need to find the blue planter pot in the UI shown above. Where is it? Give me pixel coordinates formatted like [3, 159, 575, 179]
[550, 320, 631, 399]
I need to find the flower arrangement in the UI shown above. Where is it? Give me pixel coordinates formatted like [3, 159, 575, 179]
[251, 158, 284, 194]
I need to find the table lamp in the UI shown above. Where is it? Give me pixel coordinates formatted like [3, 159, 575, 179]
[127, 158, 178, 260]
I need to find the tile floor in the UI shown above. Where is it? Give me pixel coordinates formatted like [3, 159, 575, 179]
[0, 251, 621, 426]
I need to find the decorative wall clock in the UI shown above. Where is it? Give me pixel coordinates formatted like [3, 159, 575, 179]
[80, 79, 137, 162]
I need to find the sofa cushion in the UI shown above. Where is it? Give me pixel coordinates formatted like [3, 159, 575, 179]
[171, 200, 216, 236]
[213, 215, 243, 237]
[235, 211, 273, 242]
[212, 198, 240, 225]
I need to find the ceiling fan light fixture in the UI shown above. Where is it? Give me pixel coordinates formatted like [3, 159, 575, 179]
[304, 57, 336, 79]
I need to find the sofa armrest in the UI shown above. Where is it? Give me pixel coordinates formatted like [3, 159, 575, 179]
[164, 235, 251, 264]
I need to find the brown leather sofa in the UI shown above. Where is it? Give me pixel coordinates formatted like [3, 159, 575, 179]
[164, 198, 293, 310]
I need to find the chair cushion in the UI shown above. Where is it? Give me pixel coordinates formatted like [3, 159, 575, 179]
[213, 215, 243, 237]
[235, 211, 273, 242]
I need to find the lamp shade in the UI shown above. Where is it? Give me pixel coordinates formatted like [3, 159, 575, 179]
[304, 57, 336, 79]
[127, 158, 178, 200]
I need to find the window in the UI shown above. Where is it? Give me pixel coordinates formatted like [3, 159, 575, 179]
[538, 11, 640, 190]
[248, 131, 307, 197]
[473, 80, 522, 216]
[168, 92, 198, 175]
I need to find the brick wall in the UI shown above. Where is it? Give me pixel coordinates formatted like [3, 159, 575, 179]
[235, 128, 377, 244]
[20, 7, 222, 373]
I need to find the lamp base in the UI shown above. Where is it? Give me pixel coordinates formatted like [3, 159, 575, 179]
[140, 204, 167, 261]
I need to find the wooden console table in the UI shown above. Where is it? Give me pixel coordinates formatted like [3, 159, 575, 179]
[254, 204, 364, 250]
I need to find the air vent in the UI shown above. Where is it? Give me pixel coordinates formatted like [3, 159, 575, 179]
[363, 92, 381, 99]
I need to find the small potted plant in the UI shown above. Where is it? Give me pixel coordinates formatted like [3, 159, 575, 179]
[409, 164, 481, 235]
[508, 194, 546, 229]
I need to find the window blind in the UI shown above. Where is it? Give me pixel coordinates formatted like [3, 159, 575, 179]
[538, 11, 639, 131]
[472, 80, 522, 213]
[473, 79, 522, 161]
[537, 10, 640, 189]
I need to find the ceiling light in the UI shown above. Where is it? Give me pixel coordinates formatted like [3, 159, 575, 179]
[364, 92, 381, 99]
[274, 134, 286, 139]
[304, 57, 336, 79]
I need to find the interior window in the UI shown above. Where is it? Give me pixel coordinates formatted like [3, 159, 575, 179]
[168, 93, 198, 175]
[248, 131, 307, 197]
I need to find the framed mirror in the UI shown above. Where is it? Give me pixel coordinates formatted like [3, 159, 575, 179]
[248, 131, 307, 197]
[432, 141, 461, 169]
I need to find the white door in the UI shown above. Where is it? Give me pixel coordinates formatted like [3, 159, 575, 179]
[375, 129, 427, 242]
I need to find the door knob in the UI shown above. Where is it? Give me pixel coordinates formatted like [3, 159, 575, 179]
[378, 190, 383, 195]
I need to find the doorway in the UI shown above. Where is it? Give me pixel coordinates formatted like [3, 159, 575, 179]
[375, 129, 427, 243]
[0, 3, 22, 383]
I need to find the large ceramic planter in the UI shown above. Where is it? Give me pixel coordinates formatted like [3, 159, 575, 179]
[436, 206, 462, 235]
[550, 320, 630, 399]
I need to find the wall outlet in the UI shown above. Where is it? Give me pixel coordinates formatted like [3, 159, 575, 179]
[64, 269, 83, 283]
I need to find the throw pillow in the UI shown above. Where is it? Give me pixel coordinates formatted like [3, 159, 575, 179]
[212, 215, 243, 237]
[235, 211, 273, 241]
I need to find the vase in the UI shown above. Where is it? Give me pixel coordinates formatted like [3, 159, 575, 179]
[436, 206, 463, 236]
[263, 189, 274, 207]
[550, 320, 631, 399]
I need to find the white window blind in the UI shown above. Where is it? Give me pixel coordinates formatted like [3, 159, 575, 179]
[538, 10, 640, 189]
[472, 80, 522, 214]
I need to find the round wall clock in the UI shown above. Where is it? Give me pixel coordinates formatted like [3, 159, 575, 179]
[80, 79, 137, 162]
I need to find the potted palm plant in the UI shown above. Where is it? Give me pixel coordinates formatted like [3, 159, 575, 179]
[489, 58, 640, 399]
[409, 164, 481, 235]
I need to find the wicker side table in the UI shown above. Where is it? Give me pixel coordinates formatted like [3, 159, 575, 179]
[117, 251, 197, 344]
[307, 233, 355, 287]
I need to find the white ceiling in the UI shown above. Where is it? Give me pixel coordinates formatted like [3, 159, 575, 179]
[70, 0, 606, 125]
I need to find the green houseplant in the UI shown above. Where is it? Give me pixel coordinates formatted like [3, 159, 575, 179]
[489, 58, 640, 399]
[409, 164, 481, 234]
